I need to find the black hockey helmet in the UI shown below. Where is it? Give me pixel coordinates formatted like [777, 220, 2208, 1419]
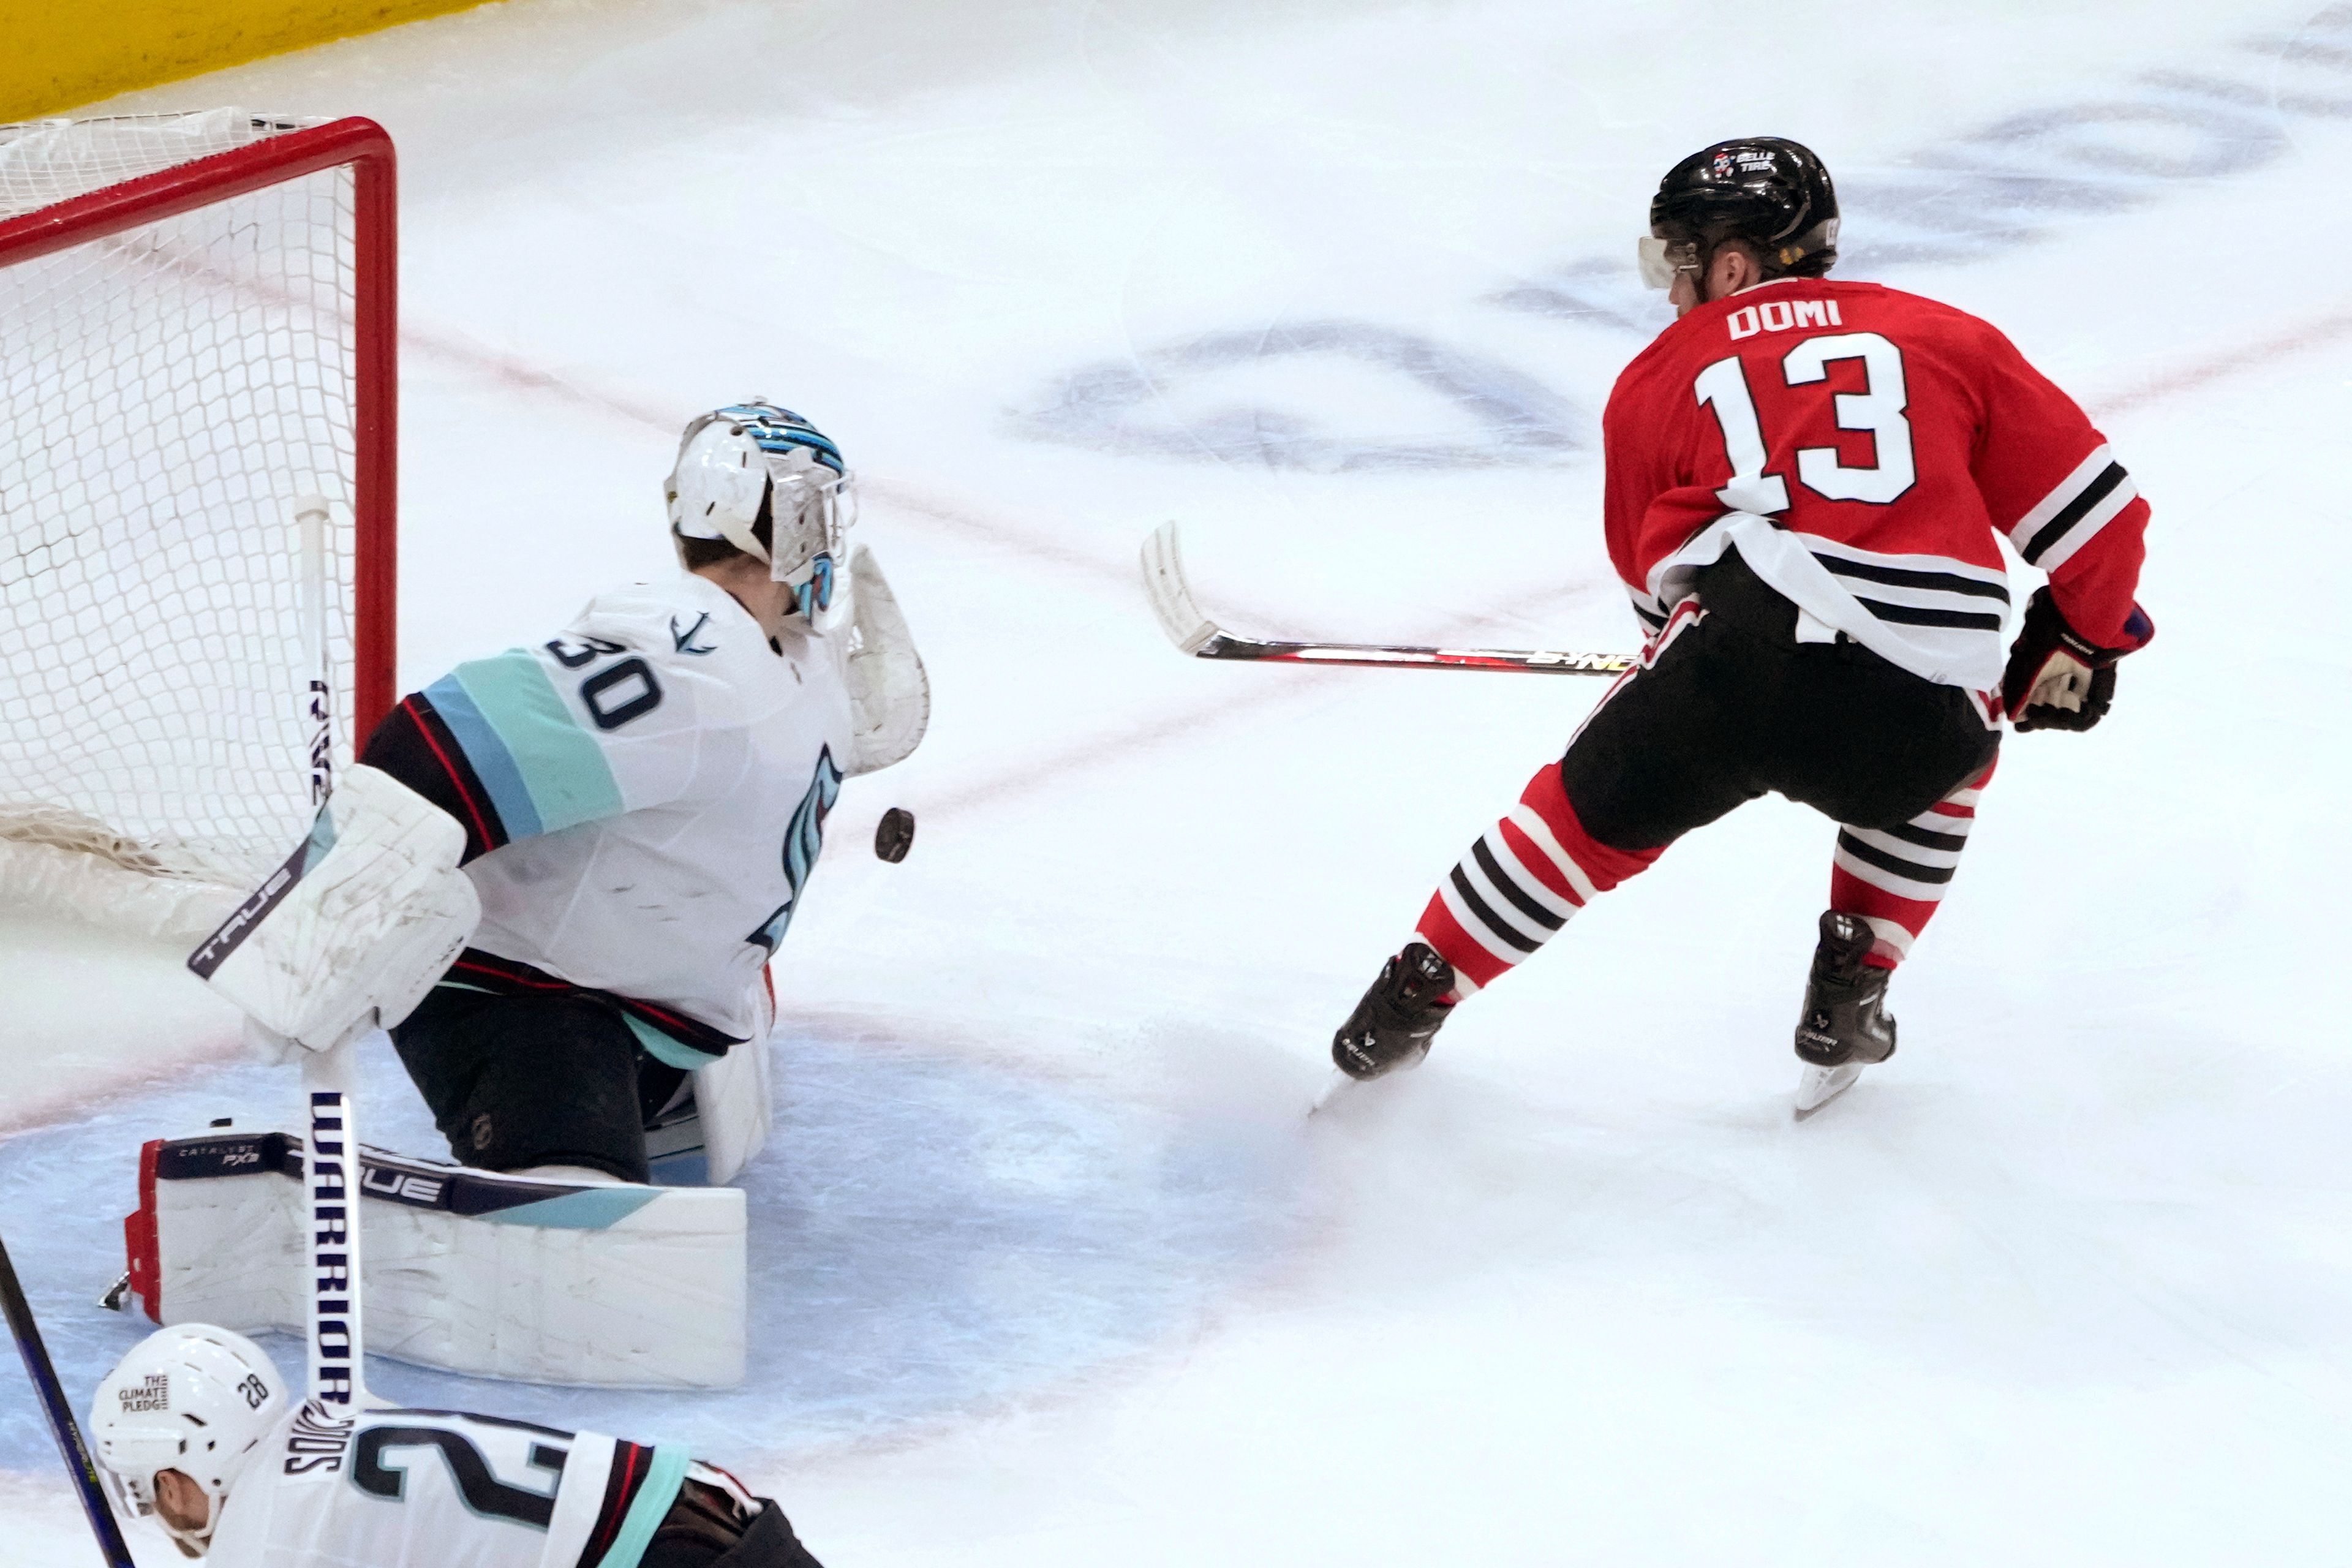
[1649, 137, 1839, 276]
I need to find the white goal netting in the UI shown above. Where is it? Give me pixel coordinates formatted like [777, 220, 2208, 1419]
[0, 109, 370, 939]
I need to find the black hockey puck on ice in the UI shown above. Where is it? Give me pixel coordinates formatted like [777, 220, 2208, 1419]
[875, 807, 916, 863]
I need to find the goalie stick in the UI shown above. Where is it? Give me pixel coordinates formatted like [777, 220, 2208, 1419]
[302, 1039, 369, 1417]
[1, 1231, 137, 1567]
[288, 490, 371, 1422]
[295, 496, 336, 809]
[1140, 522, 1636, 676]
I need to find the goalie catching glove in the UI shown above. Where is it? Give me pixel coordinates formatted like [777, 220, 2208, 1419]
[2001, 587, 2152, 733]
[188, 765, 477, 1053]
[837, 541, 929, 775]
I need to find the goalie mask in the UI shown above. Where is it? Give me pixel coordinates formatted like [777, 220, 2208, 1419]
[89, 1324, 287, 1557]
[666, 401, 854, 627]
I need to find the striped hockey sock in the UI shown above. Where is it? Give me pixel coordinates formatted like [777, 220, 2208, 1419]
[1412, 761, 1662, 997]
[1830, 759, 1997, 968]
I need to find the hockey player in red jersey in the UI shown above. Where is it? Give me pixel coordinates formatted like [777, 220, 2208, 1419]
[1332, 137, 2153, 1114]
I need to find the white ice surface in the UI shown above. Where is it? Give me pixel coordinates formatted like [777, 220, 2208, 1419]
[6, 0, 2352, 1562]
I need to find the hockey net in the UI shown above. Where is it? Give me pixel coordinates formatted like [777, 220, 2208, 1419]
[0, 110, 396, 940]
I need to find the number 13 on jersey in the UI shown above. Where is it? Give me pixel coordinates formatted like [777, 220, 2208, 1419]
[1695, 331, 1917, 511]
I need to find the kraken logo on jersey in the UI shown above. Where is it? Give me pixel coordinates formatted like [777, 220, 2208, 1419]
[746, 747, 843, 953]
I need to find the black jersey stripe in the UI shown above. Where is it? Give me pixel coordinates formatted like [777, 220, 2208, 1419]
[358, 695, 507, 862]
[1852, 597, 2008, 632]
[1449, 865, 1541, 952]
[1879, 820, 1970, 854]
[576, 1439, 658, 1568]
[1836, 831, 1956, 886]
[1817, 555, 2010, 603]
[1471, 839, 1566, 932]
[2023, 462, 2127, 564]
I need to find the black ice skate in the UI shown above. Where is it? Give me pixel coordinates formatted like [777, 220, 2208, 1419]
[1792, 911, 1896, 1116]
[1332, 943, 1456, 1083]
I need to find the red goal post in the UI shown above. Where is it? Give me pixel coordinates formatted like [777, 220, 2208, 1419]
[0, 111, 398, 938]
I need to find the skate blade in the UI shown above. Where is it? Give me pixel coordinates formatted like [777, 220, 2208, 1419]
[1307, 1068, 1360, 1118]
[1793, 1062, 1864, 1118]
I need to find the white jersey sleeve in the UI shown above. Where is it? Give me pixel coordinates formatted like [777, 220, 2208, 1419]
[205, 1406, 693, 1568]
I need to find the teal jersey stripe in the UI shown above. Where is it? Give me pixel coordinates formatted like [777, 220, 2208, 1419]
[424, 673, 543, 839]
[449, 650, 627, 835]
[593, 1446, 692, 1568]
[623, 1012, 723, 1072]
[483, 1187, 665, 1229]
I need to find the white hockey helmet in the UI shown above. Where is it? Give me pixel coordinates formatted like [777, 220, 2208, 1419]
[89, 1324, 287, 1556]
[666, 401, 854, 624]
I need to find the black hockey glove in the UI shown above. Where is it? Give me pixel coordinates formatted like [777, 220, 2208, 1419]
[2000, 587, 2141, 733]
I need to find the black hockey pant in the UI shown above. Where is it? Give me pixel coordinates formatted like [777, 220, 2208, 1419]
[643, 1487, 826, 1568]
[1412, 548, 2001, 993]
[390, 986, 689, 1184]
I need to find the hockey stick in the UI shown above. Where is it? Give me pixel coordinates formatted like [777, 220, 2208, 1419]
[294, 496, 336, 809]
[301, 1038, 369, 1415]
[292, 497, 368, 1416]
[1140, 522, 1636, 676]
[0, 1231, 138, 1567]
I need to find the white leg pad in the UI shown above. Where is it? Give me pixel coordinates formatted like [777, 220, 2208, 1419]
[692, 982, 775, 1186]
[124, 1132, 746, 1389]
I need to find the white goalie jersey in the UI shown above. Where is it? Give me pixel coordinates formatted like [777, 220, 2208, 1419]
[363, 571, 858, 1061]
[205, 1405, 703, 1568]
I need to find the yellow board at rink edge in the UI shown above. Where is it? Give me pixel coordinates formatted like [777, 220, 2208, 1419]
[0, 0, 493, 123]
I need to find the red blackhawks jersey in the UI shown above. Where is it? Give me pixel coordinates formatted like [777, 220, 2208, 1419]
[1602, 277, 2150, 700]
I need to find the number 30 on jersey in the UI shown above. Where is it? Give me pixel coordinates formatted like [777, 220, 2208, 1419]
[1695, 331, 1916, 511]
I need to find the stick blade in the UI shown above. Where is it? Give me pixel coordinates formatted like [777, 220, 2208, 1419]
[1140, 522, 1218, 655]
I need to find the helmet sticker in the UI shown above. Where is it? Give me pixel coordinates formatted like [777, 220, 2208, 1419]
[118, 1373, 170, 1414]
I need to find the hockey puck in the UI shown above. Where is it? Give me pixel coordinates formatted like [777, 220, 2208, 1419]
[875, 807, 915, 863]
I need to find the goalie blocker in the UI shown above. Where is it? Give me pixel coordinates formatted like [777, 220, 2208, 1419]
[119, 1129, 746, 1389]
[188, 765, 477, 1057]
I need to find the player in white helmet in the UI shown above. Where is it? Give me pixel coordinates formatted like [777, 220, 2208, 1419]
[88, 1324, 287, 1557]
[89, 1325, 825, 1566]
[190, 401, 929, 1186]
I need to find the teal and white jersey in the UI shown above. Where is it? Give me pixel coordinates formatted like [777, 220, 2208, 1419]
[364, 572, 854, 1059]
[205, 1406, 696, 1568]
